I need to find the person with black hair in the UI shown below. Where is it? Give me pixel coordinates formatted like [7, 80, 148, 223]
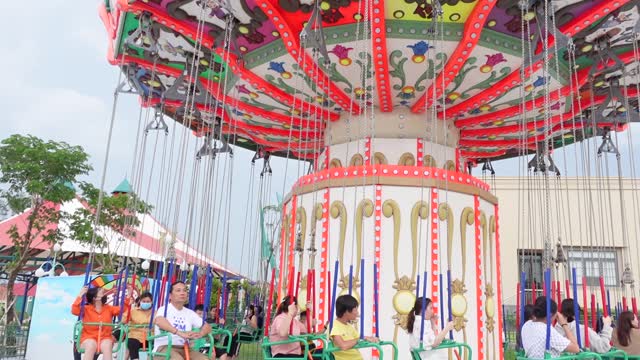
[406, 297, 454, 360]
[202, 306, 231, 360]
[256, 305, 265, 330]
[516, 304, 536, 349]
[153, 281, 212, 360]
[330, 294, 378, 360]
[239, 304, 260, 336]
[268, 296, 309, 358]
[71, 285, 131, 360]
[612, 311, 640, 355]
[127, 291, 154, 360]
[521, 296, 580, 358]
[194, 304, 205, 318]
[554, 298, 612, 353]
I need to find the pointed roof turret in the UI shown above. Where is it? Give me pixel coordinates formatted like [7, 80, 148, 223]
[112, 178, 132, 195]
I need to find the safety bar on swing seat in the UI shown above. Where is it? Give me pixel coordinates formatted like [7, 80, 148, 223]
[517, 351, 605, 360]
[73, 321, 127, 353]
[321, 339, 398, 360]
[261, 336, 311, 360]
[411, 339, 472, 360]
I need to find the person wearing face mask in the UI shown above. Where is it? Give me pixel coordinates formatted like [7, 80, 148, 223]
[126, 292, 154, 360]
[71, 285, 131, 360]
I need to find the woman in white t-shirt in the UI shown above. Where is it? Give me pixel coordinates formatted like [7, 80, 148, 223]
[521, 296, 580, 359]
[153, 281, 212, 360]
[406, 297, 455, 360]
[554, 298, 612, 353]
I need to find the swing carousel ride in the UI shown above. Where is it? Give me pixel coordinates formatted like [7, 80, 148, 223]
[97, 0, 640, 358]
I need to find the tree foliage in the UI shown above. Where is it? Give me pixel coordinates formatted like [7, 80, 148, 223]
[0, 134, 92, 324]
[67, 182, 152, 273]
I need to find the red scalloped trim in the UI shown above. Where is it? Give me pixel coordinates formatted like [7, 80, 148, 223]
[255, 0, 360, 114]
[443, 0, 632, 116]
[459, 150, 507, 158]
[459, 121, 626, 147]
[430, 188, 440, 319]
[453, 49, 638, 127]
[119, 56, 324, 131]
[226, 52, 340, 121]
[454, 69, 587, 128]
[319, 188, 330, 325]
[459, 86, 638, 139]
[474, 195, 484, 359]
[411, 0, 498, 113]
[371, 0, 392, 112]
[495, 204, 504, 360]
[117, 0, 337, 121]
[293, 165, 492, 192]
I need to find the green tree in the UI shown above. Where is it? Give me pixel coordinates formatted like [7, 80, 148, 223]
[68, 182, 151, 273]
[0, 135, 92, 325]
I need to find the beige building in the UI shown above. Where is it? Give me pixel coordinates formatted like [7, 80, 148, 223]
[491, 176, 640, 307]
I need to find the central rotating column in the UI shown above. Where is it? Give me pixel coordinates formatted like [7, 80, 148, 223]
[278, 111, 504, 360]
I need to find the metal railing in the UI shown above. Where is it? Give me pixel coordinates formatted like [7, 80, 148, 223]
[0, 323, 30, 359]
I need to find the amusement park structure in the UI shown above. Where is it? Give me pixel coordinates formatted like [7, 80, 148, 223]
[94, 0, 640, 359]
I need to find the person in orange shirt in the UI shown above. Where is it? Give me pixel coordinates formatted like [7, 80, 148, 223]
[71, 285, 131, 360]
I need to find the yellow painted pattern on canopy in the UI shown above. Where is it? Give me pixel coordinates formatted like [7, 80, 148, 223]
[386, 0, 478, 23]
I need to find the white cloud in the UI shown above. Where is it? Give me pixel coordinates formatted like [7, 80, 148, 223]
[34, 281, 76, 306]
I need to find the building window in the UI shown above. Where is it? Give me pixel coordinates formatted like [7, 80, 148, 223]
[517, 250, 543, 290]
[567, 249, 619, 287]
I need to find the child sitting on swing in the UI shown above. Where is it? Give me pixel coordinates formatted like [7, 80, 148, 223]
[330, 295, 379, 360]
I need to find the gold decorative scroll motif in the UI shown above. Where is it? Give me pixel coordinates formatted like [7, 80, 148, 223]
[383, 200, 415, 342]
[485, 212, 497, 359]
[281, 213, 291, 297]
[331, 201, 359, 297]
[295, 207, 308, 268]
[309, 203, 323, 269]
[295, 206, 308, 311]
[423, 155, 437, 167]
[398, 153, 416, 166]
[444, 160, 456, 171]
[373, 152, 388, 165]
[350, 154, 364, 166]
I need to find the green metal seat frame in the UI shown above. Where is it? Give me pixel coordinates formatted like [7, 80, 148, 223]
[410, 339, 472, 360]
[146, 329, 215, 360]
[600, 348, 640, 360]
[236, 324, 264, 344]
[321, 339, 398, 360]
[192, 326, 233, 356]
[516, 350, 605, 360]
[261, 336, 311, 360]
[73, 321, 127, 354]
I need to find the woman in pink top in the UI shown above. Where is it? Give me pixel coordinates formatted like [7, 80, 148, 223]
[269, 296, 307, 358]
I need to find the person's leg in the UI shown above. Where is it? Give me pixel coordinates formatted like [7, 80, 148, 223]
[128, 338, 142, 360]
[80, 339, 98, 360]
[99, 339, 114, 359]
[73, 343, 82, 360]
[188, 348, 212, 360]
[228, 334, 240, 359]
[153, 345, 185, 360]
[172, 347, 187, 360]
[273, 354, 305, 358]
[214, 348, 228, 360]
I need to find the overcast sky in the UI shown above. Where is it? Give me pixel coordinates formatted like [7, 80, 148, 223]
[1, 1, 638, 278]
